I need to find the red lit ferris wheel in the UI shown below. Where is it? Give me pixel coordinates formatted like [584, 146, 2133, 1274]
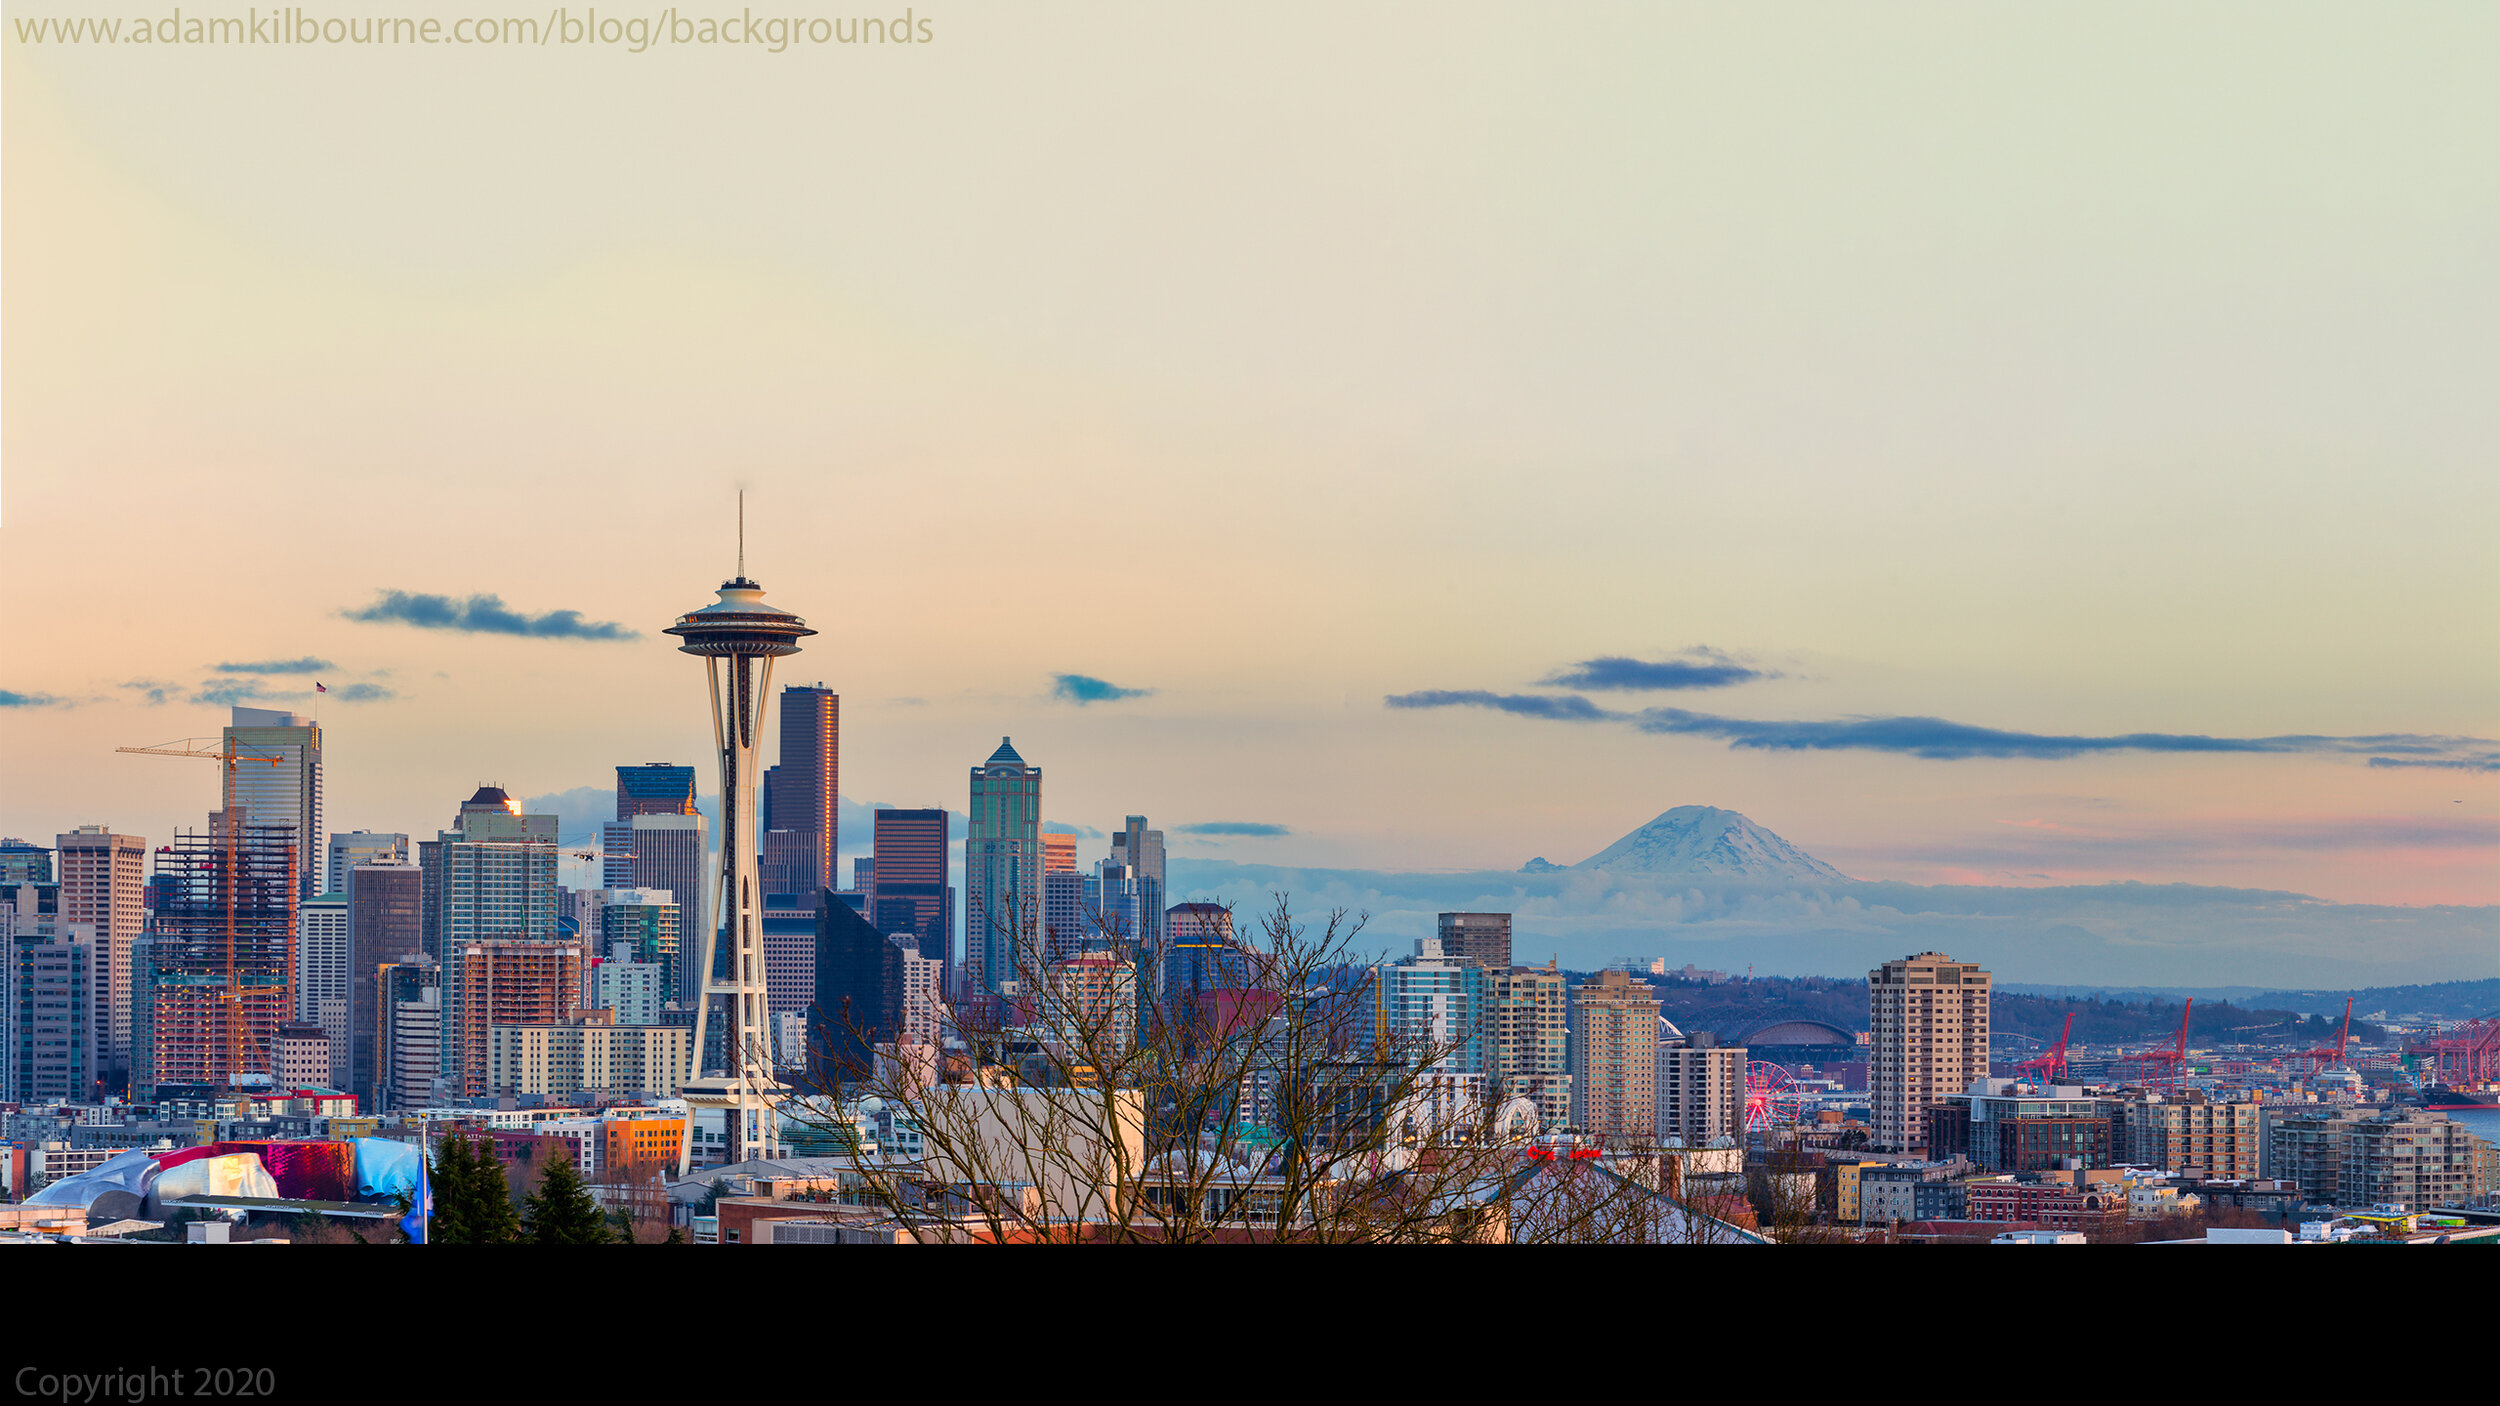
[1744, 1060, 1809, 1130]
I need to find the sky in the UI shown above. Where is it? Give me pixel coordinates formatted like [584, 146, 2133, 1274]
[3, 5, 2495, 969]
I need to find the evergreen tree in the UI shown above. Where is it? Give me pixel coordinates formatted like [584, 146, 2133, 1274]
[467, 1138, 523, 1244]
[429, 1133, 478, 1245]
[525, 1152, 615, 1244]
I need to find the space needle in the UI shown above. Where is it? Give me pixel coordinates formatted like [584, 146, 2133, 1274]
[666, 503, 815, 1170]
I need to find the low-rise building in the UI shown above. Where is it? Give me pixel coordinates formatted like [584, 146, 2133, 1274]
[487, 1011, 692, 1099]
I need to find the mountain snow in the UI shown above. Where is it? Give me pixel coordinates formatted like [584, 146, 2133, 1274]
[1546, 806, 1853, 882]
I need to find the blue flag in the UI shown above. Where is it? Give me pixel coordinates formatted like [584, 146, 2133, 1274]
[399, 1150, 432, 1245]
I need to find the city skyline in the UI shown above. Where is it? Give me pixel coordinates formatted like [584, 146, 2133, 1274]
[4, 7, 2493, 981]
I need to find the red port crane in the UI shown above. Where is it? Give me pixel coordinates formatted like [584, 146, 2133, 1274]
[2292, 997, 2357, 1075]
[2122, 998, 2193, 1092]
[2016, 1012, 2075, 1085]
[2407, 1016, 2500, 1087]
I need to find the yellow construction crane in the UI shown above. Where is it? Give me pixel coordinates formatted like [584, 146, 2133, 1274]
[117, 737, 291, 1094]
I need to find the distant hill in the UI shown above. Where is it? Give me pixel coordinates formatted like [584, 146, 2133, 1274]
[1546, 806, 1852, 883]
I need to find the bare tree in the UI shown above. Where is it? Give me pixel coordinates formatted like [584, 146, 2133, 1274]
[775, 890, 1764, 1243]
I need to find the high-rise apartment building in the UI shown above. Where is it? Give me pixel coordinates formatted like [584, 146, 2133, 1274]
[1382, 937, 1488, 1076]
[2119, 1091, 2263, 1179]
[967, 739, 1041, 1002]
[598, 813, 708, 1003]
[1868, 952, 1991, 1153]
[451, 937, 587, 1097]
[1045, 953, 1138, 1060]
[1436, 913, 1512, 972]
[2265, 1107, 2485, 1211]
[769, 685, 838, 897]
[324, 831, 408, 896]
[346, 859, 422, 1107]
[869, 808, 952, 997]
[598, 890, 683, 1003]
[56, 826, 147, 1087]
[1493, 961, 1571, 1130]
[222, 706, 323, 901]
[1656, 1035, 1746, 1147]
[597, 960, 668, 1025]
[616, 763, 699, 818]
[1571, 970, 1661, 1141]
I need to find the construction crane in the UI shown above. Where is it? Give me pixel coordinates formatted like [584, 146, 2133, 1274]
[2015, 1012, 2075, 1086]
[117, 737, 291, 1093]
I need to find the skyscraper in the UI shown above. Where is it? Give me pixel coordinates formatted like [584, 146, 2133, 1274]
[1656, 1035, 1746, 1148]
[223, 706, 323, 901]
[1043, 868, 1090, 964]
[773, 684, 839, 898]
[296, 892, 348, 1024]
[423, 787, 560, 1096]
[147, 813, 298, 1093]
[811, 897, 907, 1082]
[346, 858, 422, 1107]
[1435, 913, 1512, 972]
[599, 813, 709, 1002]
[1162, 902, 1246, 1010]
[0, 839, 52, 885]
[1869, 952, 1991, 1154]
[966, 740, 1041, 1003]
[1494, 961, 1571, 1131]
[56, 826, 146, 1090]
[1571, 970, 1661, 1142]
[1041, 832, 1077, 874]
[616, 763, 699, 818]
[10, 934, 91, 1103]
[1381, 937, 1488, 1077]
[870, 808, 952, 994]
[599, 890, 684, 1000]
[1111, 815, 1165, 958]
[324, 830, 408, 897]
[452, 937, 588, 1097]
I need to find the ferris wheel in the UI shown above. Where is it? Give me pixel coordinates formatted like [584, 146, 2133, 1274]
[1743, 1060, 1809, 1130]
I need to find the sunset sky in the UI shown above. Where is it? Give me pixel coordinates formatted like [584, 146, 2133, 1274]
[5, 4, 2494, 925]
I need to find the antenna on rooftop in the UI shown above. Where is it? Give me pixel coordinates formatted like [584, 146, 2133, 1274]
[738, 489, 746, 580]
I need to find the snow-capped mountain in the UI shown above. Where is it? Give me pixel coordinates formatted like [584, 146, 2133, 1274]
[1538, 806, 1852, 882]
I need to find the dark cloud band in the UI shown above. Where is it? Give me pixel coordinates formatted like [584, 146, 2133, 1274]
[1386, 690, 2497, 770]
[215, 657, 333, 675]
[1053, 673, 1153, 705]
[1541, 653, 1772, 691]
[1175, 822, 1291, 837]
[345, 591, 638, 640]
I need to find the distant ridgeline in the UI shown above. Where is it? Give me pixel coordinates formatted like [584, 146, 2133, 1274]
[1579, 972, 2398, 1048]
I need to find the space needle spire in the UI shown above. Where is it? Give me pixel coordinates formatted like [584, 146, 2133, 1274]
[665, 505, 815, 1170]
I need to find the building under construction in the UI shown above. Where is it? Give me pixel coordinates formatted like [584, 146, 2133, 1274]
[144, 817, 298, 1095]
